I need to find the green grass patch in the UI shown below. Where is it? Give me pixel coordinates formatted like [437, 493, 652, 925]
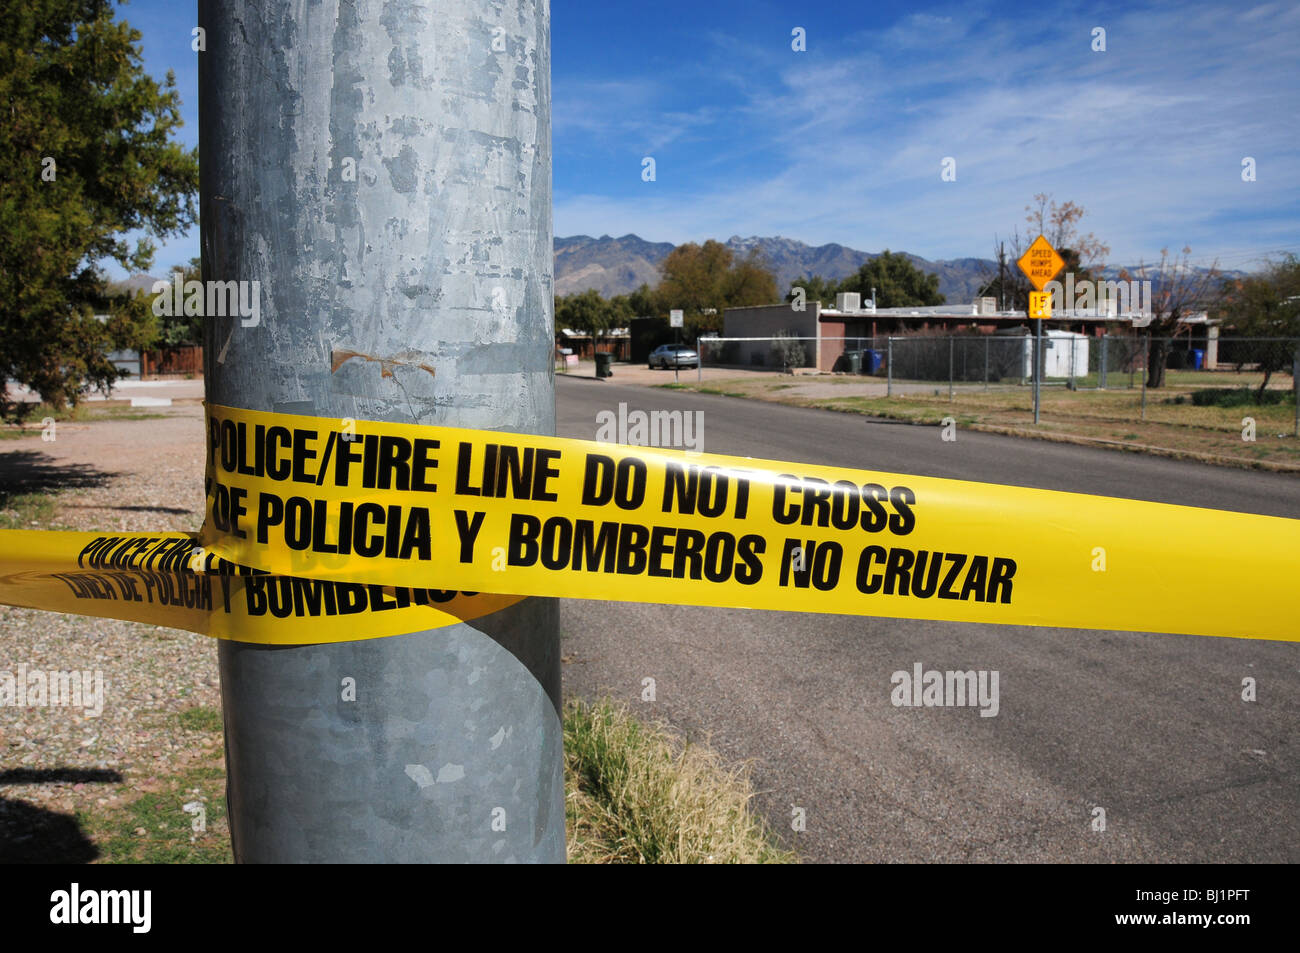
[654, 383, 747, 398]
[564, 698, 795, 864]
[1190, 387, 1295, 408]
[0, 490, 58, 528]
[85, 759, 231, 864]
[177, 706, 223, 733]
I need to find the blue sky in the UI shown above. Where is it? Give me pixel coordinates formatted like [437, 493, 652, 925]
[111, 0, 1298, 276]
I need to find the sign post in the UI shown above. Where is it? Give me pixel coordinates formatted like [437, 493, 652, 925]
[670, 309, 684, 382]
[1017, 236, 1065, 425]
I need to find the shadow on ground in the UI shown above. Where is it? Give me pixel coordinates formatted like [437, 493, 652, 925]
[0, 768, 123, 863]
[0, 449, 117, 500]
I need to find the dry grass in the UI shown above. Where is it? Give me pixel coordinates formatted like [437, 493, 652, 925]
[564, 698, 796, 864]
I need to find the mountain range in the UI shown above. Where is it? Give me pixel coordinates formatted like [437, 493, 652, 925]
[555, 234, 998, 303]
[114, 234, 1243, 308]
[555, 234, 1245, 306]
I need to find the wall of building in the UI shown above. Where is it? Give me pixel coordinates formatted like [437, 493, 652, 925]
[721, 302, 820, 368]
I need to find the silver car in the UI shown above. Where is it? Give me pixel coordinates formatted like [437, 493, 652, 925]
[649, 344, 699, 369]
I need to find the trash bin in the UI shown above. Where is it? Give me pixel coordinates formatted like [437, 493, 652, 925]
[864, 349, 882, 374]
[847, 351, 862, 374]
[594, 352, 612, 378]
[1191, 348, 1204, 370]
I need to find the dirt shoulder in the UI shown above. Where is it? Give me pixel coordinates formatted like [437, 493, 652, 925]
[0, 405, 229, 863]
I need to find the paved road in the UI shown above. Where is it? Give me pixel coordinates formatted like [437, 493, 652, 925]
[556, 375, 1300, 863]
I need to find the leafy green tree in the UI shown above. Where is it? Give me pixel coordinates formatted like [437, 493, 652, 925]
[722, 249, 780, 309]
[657, 241, 778, 335]
[154, 257, 204, 346]
[606, 293, 635, 328]
[1215, 255, 1300, 399]
[556, 289, 612, 348]
[627, 283, 661, 318]
[657, 240, 733, 321]
[0, 0, 199, 419]
[785, 274, 839, 307]
[837, 250, 944, 308]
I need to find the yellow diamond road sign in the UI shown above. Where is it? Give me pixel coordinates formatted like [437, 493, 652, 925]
[1017, 235, 1065, 291]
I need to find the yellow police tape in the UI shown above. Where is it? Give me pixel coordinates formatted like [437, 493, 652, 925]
[0, 529, 524, 644]
[0, 401, 1296, 644]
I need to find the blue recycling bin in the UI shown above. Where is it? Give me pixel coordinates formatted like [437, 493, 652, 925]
[1191, 348, 1204, 370]
[863, 349, 882, 374]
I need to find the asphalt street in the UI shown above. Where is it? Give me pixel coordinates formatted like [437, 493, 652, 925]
[556, 374, 1300, 863]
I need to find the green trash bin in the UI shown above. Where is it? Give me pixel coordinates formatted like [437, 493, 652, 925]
[594, 352, 612, 378]
[847, 350, 862, 374]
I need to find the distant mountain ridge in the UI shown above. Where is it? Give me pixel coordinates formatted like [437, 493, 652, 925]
[121, 237, 1244, 311]
[555, 234, 1005, 304]
[555, 234, 1247, 306]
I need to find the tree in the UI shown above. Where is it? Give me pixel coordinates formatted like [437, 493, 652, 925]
[1130, 247, 1221, 388]
[785, 274, 839, 307]
[555, 289, 612, 349]
[1024, 193, 1109, 273]
[722, 248, 780, 310]
[979, 196, 1110, 313]
[154, 257, 204, 346]
[0, 1, 200, 420]
[769, 330, 807, 371]
[657, 240, 778, 336]
[606, 293, 635, 328]
[1215, 255, 1300, 399]
[626, 282, 661, 319]
[837, 249, 944, 308]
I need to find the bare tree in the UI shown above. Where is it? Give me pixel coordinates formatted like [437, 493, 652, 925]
[1128, 247, 1221, 388]
[1024, 193, 1110, 272]
[979, 196, 1110, 312]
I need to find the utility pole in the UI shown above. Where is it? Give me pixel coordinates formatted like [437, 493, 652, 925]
[199, 0, 563, 862]
[998, 242, 1006, 312]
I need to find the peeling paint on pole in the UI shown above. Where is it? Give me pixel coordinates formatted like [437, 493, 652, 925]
[198, 0, 563, 862]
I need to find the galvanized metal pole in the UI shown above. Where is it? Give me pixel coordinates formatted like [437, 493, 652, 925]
[1141, 333, 1149, 421]
[948, 336, 954, 402]
[1033, 320, 1042, 424]
[887, 337, 893, 397]
[1292, 342, 1298, 438]
[199, 0, 563, 862]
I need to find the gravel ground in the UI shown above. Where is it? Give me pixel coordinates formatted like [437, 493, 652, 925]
[0, 405, 221, 860]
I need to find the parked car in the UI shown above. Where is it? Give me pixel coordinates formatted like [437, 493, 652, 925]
[649, 344, 699, 369]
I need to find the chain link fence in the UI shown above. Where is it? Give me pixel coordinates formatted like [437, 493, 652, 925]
[695, 334, 1300, 434]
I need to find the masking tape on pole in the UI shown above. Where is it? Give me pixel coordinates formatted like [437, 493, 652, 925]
[1, 402, 1296, 644]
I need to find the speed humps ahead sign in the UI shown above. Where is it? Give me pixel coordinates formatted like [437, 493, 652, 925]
[1017, 235, 1065, 291]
